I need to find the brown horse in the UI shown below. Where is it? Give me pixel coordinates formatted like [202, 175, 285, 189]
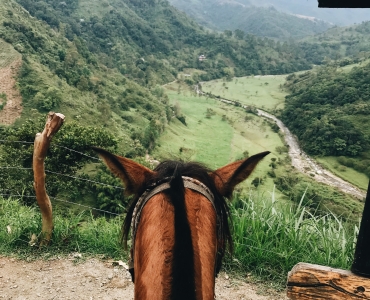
[93, 147, 269, 300]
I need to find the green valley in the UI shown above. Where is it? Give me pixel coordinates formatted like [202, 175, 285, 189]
[1, 0, 370, 291]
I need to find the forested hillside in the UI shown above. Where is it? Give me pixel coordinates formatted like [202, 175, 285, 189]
[168, 0, 332, 40]
[8, 0, 321, 84]
[301, 21, 370, 60]
[0, 0, 321, 212]
[281, 62, 370, 178]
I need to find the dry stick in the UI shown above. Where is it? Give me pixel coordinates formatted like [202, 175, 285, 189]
[33, 112, 65, 245]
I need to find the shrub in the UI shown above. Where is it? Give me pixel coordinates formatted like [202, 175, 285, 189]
[34, 87, 62, 111]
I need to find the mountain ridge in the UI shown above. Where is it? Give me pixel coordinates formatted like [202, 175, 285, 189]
[168, 0, 332, 40]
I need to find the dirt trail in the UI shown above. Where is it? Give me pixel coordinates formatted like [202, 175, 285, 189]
[0, 58, 23, 125]
[0, 256, 287, 300]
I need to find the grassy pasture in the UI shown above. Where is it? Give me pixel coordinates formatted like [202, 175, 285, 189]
[201, 75, 288, 112]
[154, 83, 288, 195]
[203, 69, 369, 191]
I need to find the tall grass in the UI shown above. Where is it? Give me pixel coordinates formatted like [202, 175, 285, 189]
[228, 187, 358, 285]
[0, 197, 125, 259]
[0, 192, 359, 287]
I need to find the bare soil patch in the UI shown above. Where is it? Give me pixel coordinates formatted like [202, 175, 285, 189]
[0, 256, 287, 300]
[0, 58, 23, 125]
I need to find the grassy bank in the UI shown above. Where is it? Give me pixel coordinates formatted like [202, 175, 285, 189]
[316, 156, 369, 191]
[1, 193, 357, 286]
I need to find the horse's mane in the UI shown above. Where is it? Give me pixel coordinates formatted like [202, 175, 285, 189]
[121, 160, 233, 275]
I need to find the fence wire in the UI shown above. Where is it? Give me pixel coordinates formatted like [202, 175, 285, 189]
[0, 166, 124, 190]
[0, 139, 363, 223]
[0, 193, 121, 216]
[0, 139, 101, 161]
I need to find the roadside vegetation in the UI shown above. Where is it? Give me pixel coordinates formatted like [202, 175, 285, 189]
[0, 38, 21, 69]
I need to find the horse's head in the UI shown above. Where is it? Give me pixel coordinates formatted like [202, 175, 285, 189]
[92, 146, 269, 300]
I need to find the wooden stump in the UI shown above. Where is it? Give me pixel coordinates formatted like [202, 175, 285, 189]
[287, 262, 370, 299]
[33, 112, 65, 245]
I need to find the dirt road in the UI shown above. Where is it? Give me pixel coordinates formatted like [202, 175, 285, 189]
[0, 256, 287, 300]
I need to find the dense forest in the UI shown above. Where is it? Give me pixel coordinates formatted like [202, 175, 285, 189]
[281, 62, 370, 177]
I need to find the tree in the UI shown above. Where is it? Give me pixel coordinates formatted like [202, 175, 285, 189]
[234, 29, 245, 40]
[0, 117, 117, 205]
[223, 30, 233, 38]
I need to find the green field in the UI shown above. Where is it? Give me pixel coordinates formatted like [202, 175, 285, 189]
[201, 75, 288, 112]
[153, 83, 289, 195]
[316, 157, 369, 191]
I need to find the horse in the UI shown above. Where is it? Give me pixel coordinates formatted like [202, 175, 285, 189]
[92, 147, 269, 300]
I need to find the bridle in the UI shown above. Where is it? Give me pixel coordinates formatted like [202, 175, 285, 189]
[128, 176, 218, 280]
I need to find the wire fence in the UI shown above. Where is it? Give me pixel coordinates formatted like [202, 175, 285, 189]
[0, 192, 121, 216]
[0, 139, 362, 261]
[0, 139, 124, 216]
[0, 139, 362, 223]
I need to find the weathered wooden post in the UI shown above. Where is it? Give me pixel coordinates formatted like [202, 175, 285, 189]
[286, 181, 370, 299]
[33, 112, 65, 245]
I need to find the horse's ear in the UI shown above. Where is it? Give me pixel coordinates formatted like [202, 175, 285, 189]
[210, 151, 270, 198]
[92, 147, 154, 195]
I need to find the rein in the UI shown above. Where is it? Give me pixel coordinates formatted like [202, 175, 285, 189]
[128, 176, 217, 279]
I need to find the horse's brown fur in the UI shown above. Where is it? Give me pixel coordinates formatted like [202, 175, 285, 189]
[92, 147, 269, 300]
[133, 190, 217, 299]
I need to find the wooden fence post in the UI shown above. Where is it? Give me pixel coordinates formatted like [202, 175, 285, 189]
[286, 180, 370, 299]
[33, 112, 65, 245]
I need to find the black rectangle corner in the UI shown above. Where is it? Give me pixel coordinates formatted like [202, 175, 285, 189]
[318, 0, 370, 8]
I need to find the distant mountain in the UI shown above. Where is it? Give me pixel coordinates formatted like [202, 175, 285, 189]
[7, 0, 320, 86]
[247, 0, 370, 26]
[168, 0, 332, 40]
[299, 21, 370, 61]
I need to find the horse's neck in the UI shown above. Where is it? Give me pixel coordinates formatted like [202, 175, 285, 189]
[133, 191, 217, 300]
